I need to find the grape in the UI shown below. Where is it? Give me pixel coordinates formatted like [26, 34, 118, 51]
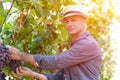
[9, 60, 22, 73]
[0, 70, 6, 80]
[0, 42, 22, 78]
[0, 45, 11, 70]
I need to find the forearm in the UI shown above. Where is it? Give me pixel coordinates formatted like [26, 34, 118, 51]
[18, 51, 38, 66]
[33, 72, 48, 80]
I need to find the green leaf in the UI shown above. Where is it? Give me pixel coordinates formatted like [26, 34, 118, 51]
[0, 14, 4, 26]
[34, 3, 42, 17]
[42, 6, 50, 17]
[31, 0, 38, 4]
[3, 22, 12, 30]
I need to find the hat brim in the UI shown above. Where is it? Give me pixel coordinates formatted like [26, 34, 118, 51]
[61, 13, 88, 22]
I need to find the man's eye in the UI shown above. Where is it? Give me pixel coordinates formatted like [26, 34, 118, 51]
[72, 19, 77, 22]
[64, 20, 68, 23]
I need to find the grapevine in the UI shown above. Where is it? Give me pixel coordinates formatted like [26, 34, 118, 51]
[0, 40, 22, 79]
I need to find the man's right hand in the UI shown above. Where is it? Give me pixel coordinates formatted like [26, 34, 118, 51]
[7, 46, 21, 60]
[11, 66, 48, 80]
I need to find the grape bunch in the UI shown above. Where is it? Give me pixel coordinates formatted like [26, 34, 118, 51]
[0, 42, 22, 79]
[0, 70, 6, 80]
[0, 44, 11, 70]
[9, 60, 22, 73]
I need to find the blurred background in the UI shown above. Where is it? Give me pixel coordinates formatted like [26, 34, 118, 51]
[0, 0, 120, 80]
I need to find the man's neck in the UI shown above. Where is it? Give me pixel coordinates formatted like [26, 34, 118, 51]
[71, 30, 85, 43]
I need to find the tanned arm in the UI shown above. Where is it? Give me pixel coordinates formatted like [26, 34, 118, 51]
[18, 51, 39, 67]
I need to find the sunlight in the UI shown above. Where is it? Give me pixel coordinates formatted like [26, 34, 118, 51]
[72, 0, 91, 4]
[72, 0, 120, 80]
[110, 20, 120, 80]
[109, 0, 120, 80]
[3, 2, 11, 10]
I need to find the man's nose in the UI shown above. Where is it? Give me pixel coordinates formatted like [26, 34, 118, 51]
[67, 21, 72, 27]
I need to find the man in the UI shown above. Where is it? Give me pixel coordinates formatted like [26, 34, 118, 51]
[8, 4, 102, 80]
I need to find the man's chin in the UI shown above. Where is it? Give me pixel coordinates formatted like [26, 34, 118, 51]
[69, 32, 76, 36]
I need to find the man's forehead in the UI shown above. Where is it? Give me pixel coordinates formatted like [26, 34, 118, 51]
[64, 15, 85, 20]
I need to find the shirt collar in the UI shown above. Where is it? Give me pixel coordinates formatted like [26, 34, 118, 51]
[72, 31, 89, 45]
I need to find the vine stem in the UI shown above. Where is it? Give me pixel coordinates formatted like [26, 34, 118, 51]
[14, 17, 47, 46]
[1, 0, 15, 28]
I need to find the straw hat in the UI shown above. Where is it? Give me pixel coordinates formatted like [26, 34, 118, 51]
[61, 4, 88, 22]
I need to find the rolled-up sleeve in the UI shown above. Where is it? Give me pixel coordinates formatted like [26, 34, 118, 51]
[34, 37, 101, 70]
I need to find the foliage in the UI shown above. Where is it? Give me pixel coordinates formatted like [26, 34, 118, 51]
[86, 1, 115, 80]
[0, 0, 115, 80]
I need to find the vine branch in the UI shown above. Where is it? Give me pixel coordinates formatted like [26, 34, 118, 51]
[14, 17, 47, 46]
[1, 0, 15, 28]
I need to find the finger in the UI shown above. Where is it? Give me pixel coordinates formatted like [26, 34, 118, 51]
[22, 66, 28, 70]
[19, 66, 22, 69]
[19, 66, 23, 73]
[35, 62, 39, 67]
[11, 71, 17, 77]
[16, 67, 22, 76]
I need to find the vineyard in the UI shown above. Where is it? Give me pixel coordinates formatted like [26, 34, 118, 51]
[0, 0, 120, 80]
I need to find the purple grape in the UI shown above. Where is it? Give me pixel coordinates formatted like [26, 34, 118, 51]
[0, 45, 11, 70]
[9, 60, 22, 73]
[0, 42, 22, 77]
[0, 70, 6, 80]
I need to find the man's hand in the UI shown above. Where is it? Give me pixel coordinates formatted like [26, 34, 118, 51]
[11, 66, 47, 80]
[11, 66, 34, 77]
[7, 46, 39, 67]
[7, 46, 21, 60]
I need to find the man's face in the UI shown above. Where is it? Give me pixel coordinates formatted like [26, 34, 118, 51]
[63, 15, 87, 36]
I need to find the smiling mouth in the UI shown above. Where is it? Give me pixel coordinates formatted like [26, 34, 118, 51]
[68, 28, 75, 31]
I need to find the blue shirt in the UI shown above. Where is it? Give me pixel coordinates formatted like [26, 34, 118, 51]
[34, 31, 102, 80]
